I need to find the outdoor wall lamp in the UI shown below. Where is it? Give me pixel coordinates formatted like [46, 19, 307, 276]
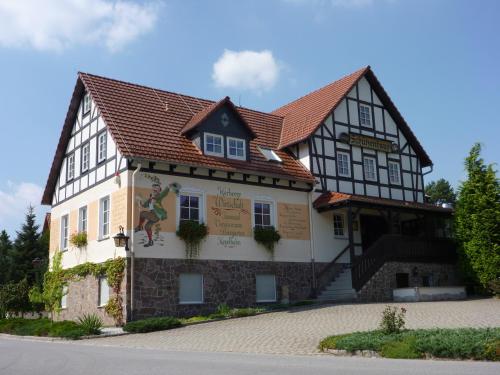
[113, 226, 129, 251]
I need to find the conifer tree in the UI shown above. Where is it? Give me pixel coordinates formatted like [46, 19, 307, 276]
[425, 178, 456, 205]
[0, 230, 13, 285]
[455, 143, 500, 291]
[10, 206, 47, 284]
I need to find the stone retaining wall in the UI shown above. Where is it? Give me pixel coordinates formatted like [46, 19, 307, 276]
[358, 262, 461, 302]
[132, 258, 321, 319]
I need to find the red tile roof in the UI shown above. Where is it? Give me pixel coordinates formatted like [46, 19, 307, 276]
[273, 66, 369, 148]
[41, 67, 433, 205]
[313, 192, 453, 213]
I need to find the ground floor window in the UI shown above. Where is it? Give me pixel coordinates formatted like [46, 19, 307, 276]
[98, 277, 110, 307]
[333, 214, 345, 237]
[61, 286, 68, 309]
[179, 273, 203, 304]
[396, 273, 409, 288]
[256, 274, 276, 302]
[254, 201, 273, 228]
[180, 194, 201, 223]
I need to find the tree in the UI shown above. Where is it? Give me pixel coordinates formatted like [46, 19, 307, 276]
[455, 143, 500, 292]
[425, 178, 456, 205]
[10, 206, 47, 284]
[0, 230, 13, 285]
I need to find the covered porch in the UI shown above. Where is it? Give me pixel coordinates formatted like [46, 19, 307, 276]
[313, 192, 457, 292]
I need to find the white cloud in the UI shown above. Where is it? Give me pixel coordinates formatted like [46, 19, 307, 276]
[0, 181, 45, 235]
[0, 0, 162, 52]
[212, 49, 280, 93]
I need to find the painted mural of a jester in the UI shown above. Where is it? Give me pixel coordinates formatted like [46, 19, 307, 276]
[135, 174, 181, 247]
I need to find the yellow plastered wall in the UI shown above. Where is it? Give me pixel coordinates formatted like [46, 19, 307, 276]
[277, 202, 310, 240]
[69, 209, 78, 238]
[49, 217, 60, 254]
[87, 201, 98, 242]
[111, 187, 129, 234]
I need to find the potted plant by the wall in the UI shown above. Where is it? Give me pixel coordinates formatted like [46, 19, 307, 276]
[253, 226, 281, 260]
[176, 220, 208, 259]
[70, 231, 88, 249]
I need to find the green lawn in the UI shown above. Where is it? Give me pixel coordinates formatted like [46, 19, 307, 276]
[319, 328, 500, 360]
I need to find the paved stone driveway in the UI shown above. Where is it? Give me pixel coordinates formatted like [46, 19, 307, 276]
[85, 298, 500, 355]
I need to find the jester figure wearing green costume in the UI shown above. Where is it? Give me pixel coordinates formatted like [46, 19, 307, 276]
[135, 179, 181, 247]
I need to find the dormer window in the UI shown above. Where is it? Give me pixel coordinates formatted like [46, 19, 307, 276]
[83, 93, 91, 115]
[204, 133, 224, 157]
[227, 137, 246, 160]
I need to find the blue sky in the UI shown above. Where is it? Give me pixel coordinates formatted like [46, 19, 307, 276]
[0, 0, 498, 235]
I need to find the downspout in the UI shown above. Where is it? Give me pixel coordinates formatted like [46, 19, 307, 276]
[130, 161, 142, 321]
[308, 181, 317, 296]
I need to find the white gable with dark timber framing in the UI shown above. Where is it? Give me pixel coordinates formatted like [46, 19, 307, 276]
[295, 74, 425, 203]
[52, 92, 127, 206]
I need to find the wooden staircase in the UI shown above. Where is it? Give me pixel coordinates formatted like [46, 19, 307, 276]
[314, 235, 457, 301]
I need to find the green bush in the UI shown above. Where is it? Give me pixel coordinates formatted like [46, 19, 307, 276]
[230, 307, 263, 318]
[319, 328, 500, 360]
[176, 220, 208, 259]
[253, 226, 281, 255]
[216, 303, 231, 317]
[123, 317, 182, 333]
[0, 318, 86, 339]
[77, 313, 103, 335]
[380, 337, 421, 359]
[69, 231, 88, 248]
[379, 306, 406, 334]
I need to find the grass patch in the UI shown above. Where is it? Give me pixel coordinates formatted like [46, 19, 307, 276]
[319, 328, 500, 361]
[123, 317, 182, 333]
[0, 318, 87, 339]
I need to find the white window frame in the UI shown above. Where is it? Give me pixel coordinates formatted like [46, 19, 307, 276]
[203, 132, 224, 157]
[253, 199, 275, 229]
[359, 104, 371, 127]
[337, 152, 350, 177]
[98, 277, 110, 307]
[363, 156, 377, 182]
[60, 214, 69, 251]
[83, 93, 91, 115]
[333, 214, 346, 238]
[176, 188, 205, 228]
[227, 137, 246, 160]
[78, 206, 88, 233]
[179, 273, 204, 304]
[67, 153, 75, 181]
[255, 274, 277, 303]
[388, 161, 401, 185]
[61, 285, 68, 309]
[97, 131, 107, 163]
[99, 195, 110, 239]
[81, 143, 90, 173]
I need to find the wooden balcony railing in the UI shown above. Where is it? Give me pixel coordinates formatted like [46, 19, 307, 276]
[351, 234, 457, 291]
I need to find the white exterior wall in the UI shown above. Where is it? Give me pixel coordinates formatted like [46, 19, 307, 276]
[305, 76, 425, 203]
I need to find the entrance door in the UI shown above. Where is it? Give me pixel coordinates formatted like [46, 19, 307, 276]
[360, 214, 389, 251]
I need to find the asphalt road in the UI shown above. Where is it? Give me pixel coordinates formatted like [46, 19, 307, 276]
[0, 337, 498, 375]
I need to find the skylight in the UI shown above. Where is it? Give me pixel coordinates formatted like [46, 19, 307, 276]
[258, 146, 282, 163]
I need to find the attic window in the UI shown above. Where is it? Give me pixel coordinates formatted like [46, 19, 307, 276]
[83, 93, 91, 115]
[204, 133, 224, 157]
[258, 146, 282, 163]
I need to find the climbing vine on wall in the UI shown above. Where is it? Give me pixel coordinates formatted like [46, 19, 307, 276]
[32, 252, 126, 326]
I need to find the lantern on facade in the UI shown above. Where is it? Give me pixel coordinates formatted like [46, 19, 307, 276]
[113, 226, 129, 251]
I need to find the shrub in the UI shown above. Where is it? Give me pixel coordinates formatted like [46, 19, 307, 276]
[123, 317, 182, 333]
[0, 279, 35, 317]
[70, 232, 88, 248]
[253, 226, 281, 256]
[380, 337, 421, 359]
[319, 328, 500, 360]
[230, 307, 263, 318]
[0, 318, 86, 339]
[105, 296, 124, 326]
[176, 220, 208, 259]
[216, 303, 231, 317]
[77, 313, 103, 335]
[379, 306, 406, 334]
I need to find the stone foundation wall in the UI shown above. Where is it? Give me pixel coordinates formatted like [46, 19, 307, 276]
[132, 258, 321, 319]
[56, 264, 128, 326]
[358, 262, 461, 302]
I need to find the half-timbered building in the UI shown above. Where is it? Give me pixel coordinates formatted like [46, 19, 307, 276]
[42, 66, 458, 323]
